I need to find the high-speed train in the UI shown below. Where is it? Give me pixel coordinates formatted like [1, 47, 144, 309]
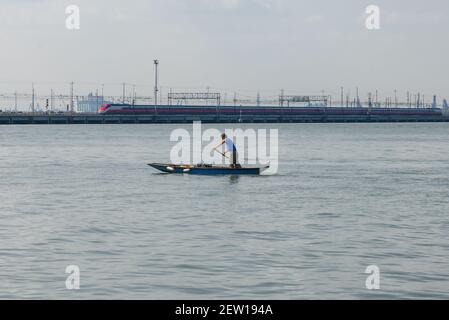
[98, 104, 443, 116]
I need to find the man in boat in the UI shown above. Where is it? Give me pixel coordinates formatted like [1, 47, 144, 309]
[216, 133, 241, 168]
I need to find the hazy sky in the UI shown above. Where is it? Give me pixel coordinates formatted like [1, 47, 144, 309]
[1, 0, 448, 100]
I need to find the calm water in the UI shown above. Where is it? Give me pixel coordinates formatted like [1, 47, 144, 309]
[0, 123, 449, 299]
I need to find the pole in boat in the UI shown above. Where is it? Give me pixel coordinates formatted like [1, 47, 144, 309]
[213, 148, 229, 159]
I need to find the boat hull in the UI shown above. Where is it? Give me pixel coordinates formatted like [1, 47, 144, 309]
[148, 163, 267, 175]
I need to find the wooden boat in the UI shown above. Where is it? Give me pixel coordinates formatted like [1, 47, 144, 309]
[148, 163, 268, 175]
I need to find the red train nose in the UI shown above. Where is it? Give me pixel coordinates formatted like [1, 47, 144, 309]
[98, 104, 111, 113]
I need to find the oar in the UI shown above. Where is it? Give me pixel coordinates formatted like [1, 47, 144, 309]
[213, 148, 271, 166]
[213, 148, 230, 159]
[213, 149, 269, 163]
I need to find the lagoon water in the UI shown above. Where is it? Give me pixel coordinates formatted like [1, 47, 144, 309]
[1, 123, 449, 299]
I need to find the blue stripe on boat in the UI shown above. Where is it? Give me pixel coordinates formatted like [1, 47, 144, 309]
[148, 163, 267, 175]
